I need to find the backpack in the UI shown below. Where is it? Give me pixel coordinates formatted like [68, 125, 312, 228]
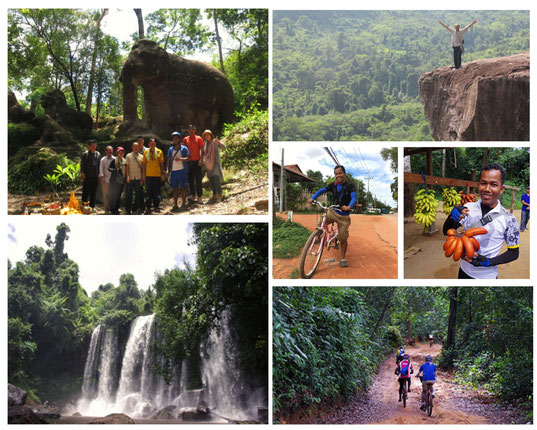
[400, 361, 410, 376]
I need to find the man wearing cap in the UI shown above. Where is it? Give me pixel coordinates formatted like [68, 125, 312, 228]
[80, 139, 101, 209]
[167, 132, 190, 211]
[125, 141, 145, 214]
[183, 124, 205, 203]
[99, 145, 115, 214]
[520, 186, 530, 232]
[142, 138, 165, 214]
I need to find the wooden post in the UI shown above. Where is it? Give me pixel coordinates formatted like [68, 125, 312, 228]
[510, 188, 516, 213]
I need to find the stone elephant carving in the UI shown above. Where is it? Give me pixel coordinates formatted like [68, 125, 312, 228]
[120, 40, 234, 137]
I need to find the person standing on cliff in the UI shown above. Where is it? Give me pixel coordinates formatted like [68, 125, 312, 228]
[438, 19, 478, 70]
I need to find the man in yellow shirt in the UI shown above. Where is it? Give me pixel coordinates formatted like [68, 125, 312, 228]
[142, 138, 165, 214]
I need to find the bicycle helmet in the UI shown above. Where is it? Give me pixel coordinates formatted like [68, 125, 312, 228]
[425, 355, 433, 362]
[403, 354, 409, 359]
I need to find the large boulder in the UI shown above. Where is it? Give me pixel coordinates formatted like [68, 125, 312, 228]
[8, 405, 48, 424]
[31, 114, 77, 147]
[418, 51, 529, 141]
[119, 39, 234, 137]
[31, 405, 61, 420]
[41, 89, 93, 131]
[8, 90, 35, 123]
[87, 413, 135, 424]
[150, 405, 177, 420]
[8, 383, 27, 406]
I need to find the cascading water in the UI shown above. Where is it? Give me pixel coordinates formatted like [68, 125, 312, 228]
[74, 312, 265, 421]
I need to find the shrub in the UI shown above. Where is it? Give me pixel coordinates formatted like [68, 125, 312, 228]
[385, 325, 403, 349]
[272, 217, 312, 259]
[8, 149, 79, 195]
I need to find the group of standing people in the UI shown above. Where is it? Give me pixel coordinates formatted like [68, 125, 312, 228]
[80, 125, 225, 214]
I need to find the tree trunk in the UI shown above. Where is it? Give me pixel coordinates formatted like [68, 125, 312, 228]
[370, 287, 396, 340]
[213, 10, 225, 74]
[446, 287, 458, 349]
[85, 9, 108, 117]
[134, 9, 144, 39]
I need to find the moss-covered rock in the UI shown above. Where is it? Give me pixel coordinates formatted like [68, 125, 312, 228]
[8, 123, 41, 157]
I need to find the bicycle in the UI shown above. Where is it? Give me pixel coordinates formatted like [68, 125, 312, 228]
[400, 377, 408, 408]
[298, 201, 341, 279]
[419, 378, 434, 417]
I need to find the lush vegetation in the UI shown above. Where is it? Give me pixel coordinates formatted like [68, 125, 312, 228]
[273, 10, 529, 141]
[273, 286, 532, 422]
[8, 223, 267, 403]
[408, 147, 530, 210]
[272, 217, 312, 259]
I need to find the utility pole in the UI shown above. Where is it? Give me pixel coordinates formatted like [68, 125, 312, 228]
[365, 177, 373, 207]
[280, 148, 285, 213]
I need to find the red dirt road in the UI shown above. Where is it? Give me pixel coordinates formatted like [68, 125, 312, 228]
[273, 213, 397, 279]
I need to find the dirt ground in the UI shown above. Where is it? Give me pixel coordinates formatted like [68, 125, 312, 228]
[273, 213, 397, 279]
[311, 343, 527, 425]
[8, 173, 268, 216]
[404, 210, 529, 279]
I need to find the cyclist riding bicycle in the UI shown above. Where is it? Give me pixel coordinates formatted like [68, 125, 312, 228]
[416, 355, 437, 411]
[394, 353, 413, 401]
[395, 346, 405, 364]
[308, 165, 356, 268]
[429, 334, 434, 346]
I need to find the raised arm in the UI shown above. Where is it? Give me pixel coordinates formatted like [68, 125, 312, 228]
[438, 20, 451, 30]
[463, 20, 478, 31]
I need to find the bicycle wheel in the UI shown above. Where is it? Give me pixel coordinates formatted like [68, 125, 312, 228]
[299, 230, 324, 278]
[402, 382, 407, 408]
[427, 390, 433, 416]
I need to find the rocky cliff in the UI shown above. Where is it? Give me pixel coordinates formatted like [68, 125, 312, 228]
[419, 52, 529, 141]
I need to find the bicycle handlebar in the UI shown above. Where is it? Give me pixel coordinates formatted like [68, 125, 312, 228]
[311, 200, 341, 210]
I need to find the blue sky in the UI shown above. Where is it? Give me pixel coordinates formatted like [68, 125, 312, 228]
[273, 143, 397, 207]
[7, 218, 196, 294]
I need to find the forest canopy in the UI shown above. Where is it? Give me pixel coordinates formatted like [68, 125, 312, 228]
[272, 10, 529, 141]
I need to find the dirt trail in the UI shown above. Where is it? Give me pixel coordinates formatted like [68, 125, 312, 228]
[404, 210, 529, 279]
[273, 213, 397, 279]
[312, 343, 526, 425]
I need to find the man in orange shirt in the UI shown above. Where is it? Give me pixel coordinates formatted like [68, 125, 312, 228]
[183, 124, 205, 203]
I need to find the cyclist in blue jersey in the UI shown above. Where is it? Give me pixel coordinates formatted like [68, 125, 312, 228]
[307, 165, 357, 267]
[416, 355, 437, 411]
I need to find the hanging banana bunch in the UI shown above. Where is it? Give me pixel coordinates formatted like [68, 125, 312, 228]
[414, 188, 439, 232]
[442, 186, 462, 215]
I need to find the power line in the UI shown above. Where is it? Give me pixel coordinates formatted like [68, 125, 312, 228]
[353, 147, 370, 176]
[323, 147, 340, 165]
[357, 147, 371, 176]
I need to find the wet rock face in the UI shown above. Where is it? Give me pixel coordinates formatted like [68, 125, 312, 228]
[41, 89, 93, 131]
[120, 40, 234, 137]
[418, 52, 529, 141]
[8, 383, 28, 407]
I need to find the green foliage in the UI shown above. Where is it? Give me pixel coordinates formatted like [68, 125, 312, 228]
[8, 149, 79, 195]
[273, 287, 390, 419]
[385, 326, 403, 349]
[154, 224, 268, 384]
[273, 11, 529, 141]
[43, 162, 80, 199]
[221, 106, 268, 176]
[8, 123, 41, 157]
[8, 317, 37, 385]
[272, 217, 313, 259]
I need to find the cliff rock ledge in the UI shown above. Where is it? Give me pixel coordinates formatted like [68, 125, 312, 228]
[419, 52, 529, 141]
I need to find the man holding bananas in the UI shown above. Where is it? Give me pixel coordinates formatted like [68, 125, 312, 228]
[443, 163, 520, 279]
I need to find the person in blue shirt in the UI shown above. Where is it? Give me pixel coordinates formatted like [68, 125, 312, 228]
[417, 355, 437, 411]
[307, 165, 357, 267]
[520, 186, 530, 232]
[166, 131, 190, 211]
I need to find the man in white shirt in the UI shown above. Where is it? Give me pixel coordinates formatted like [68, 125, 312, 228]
[99, 145, 115, 214]
[443, 163, 520, 279]
[438, 19, 478, 69]
[125, 141, 145, 214]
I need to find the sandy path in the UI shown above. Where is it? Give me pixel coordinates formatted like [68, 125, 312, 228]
[273, 213, 397, 279]
[404, 210, 529, 279]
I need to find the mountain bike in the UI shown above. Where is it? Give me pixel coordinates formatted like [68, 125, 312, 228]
[400, 378, 408, 408]
[421, 381, 434, 416]
[298, 201, 340, 279]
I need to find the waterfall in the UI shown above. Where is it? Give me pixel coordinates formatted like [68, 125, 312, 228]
[75, 312, 264, 420]
[202, 309, 262, 421]
[76, 325, 118, 416]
